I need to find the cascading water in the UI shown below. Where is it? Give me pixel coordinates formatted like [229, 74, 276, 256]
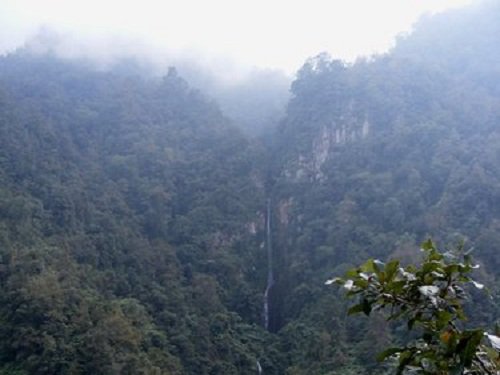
[256, 360, 263, 374]
[263, 198, 274, 331]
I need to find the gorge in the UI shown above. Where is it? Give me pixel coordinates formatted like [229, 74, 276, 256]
[0, 1, 499, 374]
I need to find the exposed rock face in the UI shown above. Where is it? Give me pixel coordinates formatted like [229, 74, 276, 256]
[278, 198, 293, 227]
[287, 116, 371, 182]
[246, 211, 265, 235]
[247, 221, 258, 235]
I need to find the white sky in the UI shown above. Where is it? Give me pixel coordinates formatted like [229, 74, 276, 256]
[0, 0, 474, 73]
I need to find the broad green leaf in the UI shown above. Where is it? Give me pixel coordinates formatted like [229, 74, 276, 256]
[376, 347, 402, 362]
[346, 269, 359, 278]
[373, 259, 384, 274]
[354, 278, 369, 289]
[384, 260, 400, 282]
[396, 351, 413, 375]
[360, 259, 375, 273]
[436, 311, 453, 330]
[421, 239, 434, 251]
[461, 330, 484, 367]
[361, 298, 372, 316]
[347, 303, 365, 316]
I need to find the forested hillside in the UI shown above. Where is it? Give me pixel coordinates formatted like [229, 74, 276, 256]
[0, 52, 282, 374]
[268, 2, 500, 373]
[0, 1, 499, 374]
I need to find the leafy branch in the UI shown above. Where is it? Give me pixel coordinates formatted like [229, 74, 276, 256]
[327, 239, 500, 374]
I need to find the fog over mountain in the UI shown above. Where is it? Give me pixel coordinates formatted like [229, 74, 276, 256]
[0, 0, 475, 71]
[0, 1, 477, 135]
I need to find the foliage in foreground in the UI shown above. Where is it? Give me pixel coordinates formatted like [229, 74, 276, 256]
[328, 240, 500, 374]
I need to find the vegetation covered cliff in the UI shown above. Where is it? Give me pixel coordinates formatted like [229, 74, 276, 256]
[0, 1, 499, 374]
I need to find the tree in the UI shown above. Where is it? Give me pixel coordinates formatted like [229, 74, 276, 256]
[327, 239, 500, 374]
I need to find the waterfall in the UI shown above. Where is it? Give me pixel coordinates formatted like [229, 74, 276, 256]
[256, 360, 263, 374]
[263, 198, 274, 331]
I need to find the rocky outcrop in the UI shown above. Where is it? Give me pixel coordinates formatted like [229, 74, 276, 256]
[286, 115, 371, 182]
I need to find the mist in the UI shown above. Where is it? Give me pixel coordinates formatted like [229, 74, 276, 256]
[9, 26, 289, 135]
[0, 0, 477, 133]
[1, 0, 475, 71]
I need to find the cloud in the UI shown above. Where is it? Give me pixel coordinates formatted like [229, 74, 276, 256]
[0, 0, 474, 73]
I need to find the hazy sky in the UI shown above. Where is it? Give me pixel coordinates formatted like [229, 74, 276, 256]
[0, 0, 474, 73]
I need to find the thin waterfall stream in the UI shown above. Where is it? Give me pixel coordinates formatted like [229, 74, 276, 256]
[256, 360, 263, 374]
[263, 198, 274, 331]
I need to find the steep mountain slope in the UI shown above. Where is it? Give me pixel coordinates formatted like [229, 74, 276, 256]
[0, 53, 281, 374]
[267, 2, 500, 373]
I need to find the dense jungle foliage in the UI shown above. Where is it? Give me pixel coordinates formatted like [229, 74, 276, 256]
[0, 1, 499, 374]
